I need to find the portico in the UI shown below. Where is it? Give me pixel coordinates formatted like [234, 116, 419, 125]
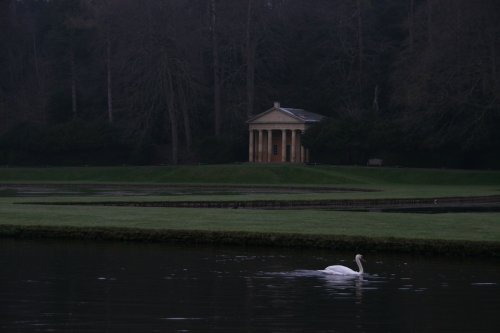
[247, 102, 323, 163]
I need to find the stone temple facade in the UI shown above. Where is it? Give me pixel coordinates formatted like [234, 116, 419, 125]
[246, 102, 323, 163]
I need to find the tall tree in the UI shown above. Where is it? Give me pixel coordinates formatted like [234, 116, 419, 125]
[245, 0, 256, 118]
[356, 0, 364, 89]
[210, 0, 222, 137]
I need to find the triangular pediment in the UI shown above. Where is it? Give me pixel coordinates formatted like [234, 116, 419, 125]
[247, 108, 304, 124]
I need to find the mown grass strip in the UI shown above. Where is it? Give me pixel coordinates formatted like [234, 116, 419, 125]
[2, 200, 500, 242]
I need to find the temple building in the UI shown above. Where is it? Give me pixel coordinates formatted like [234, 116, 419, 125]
[247, 102, 324, 163]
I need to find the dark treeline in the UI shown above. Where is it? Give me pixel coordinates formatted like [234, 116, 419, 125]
[1, 0, 499, 168]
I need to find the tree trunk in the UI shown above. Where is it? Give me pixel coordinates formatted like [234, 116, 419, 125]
[408, 0, 415, 52]
[32, 32, 46, 123]
[491, 33, 498, 96]
[372, 85, 379, 112]
[70, 43, 77, 119]
[210, 0, 222, 137]
[245, 0, 255, 119]
[178, 79, 192, 153]
[106, 31, 113, 123]
[32, 34, 41, 91]
[166, 66, 179, 165]
[426, 0, 433, 46]
[9, 0, 17, 26]
[356, 0, 364, 88]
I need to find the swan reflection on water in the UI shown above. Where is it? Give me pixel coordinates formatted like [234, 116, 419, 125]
[321, 272, 367, 300]
[267, 268, 382, 302]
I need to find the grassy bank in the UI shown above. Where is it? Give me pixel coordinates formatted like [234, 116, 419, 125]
[1, 202, 500, 256]
[1, 200, 500, 241]
[2, 225, 499, 257]
[1, 165, 500, 255]
[2, 164, 500, 185]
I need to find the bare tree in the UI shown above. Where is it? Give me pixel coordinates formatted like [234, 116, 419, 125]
[69, 40, 78, 119]
[356, 0, 364, 88]
[105, 29, 113, 123]
[210, 0, 222, 137]
[163, 61, 179, 164]
[408, 0, 415, 52]
[245, 0, 256, 118]
[426, 0, 433, 46]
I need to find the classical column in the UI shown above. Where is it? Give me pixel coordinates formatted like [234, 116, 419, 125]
[258, 130, 263, 163]
[299, 130, 305, 163]
[281, 129, 287, 162]
[306, 149, 310, 163]
[267, 130, 272, 163]
[248, 130, 254, 162]
[291, 130, 296, 163]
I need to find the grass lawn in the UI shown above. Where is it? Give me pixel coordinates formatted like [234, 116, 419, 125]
[1, 164, 500, 186]
[1, 165, 500, 247]
[1, 199, 500, 242]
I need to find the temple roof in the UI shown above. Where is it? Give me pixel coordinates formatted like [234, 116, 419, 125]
[279, 108, 324, 123]
[247, 103, 324, 124]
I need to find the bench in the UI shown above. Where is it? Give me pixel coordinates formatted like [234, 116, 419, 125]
[367, 158, 383, 167]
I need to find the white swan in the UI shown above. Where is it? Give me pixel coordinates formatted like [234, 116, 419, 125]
[323, 254, 365, 275]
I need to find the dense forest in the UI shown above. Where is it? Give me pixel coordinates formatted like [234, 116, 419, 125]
[1, 0, 499, 168]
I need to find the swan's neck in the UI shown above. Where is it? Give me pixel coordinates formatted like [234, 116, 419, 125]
[355, 257, 364, 274]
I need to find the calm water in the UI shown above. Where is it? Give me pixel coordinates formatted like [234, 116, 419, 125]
[1, 239, 499, 332]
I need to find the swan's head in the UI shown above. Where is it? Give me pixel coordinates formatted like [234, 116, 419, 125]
[355, 254, 365, 262]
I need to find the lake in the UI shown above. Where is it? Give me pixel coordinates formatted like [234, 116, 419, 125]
[1, 239, 499, 332]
